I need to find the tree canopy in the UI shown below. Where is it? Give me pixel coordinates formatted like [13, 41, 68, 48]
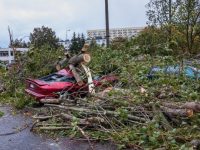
[69, 32, 85, 54]
[9, 38, 29, 48]
[145, 0, 200, 54]
[29, 26, 60, 49]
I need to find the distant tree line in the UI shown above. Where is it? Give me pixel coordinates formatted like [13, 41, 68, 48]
[9, 39, 30, 48]
[69, 32, 85, 54]
[10, 26, 86, 54]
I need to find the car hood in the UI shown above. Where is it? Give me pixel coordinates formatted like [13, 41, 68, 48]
[26, 78, 49, 86]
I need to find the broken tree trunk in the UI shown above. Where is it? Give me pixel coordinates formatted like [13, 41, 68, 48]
[181, 102, 200, 113]
[69, 64, 83, 86]
[44, 104, 147, 122]
[56, 58, 67, 71]
[69, 54, 91, 66]
[160, 106, 193, 118]
[67, 53, 91, 86]
[162, 102, 200, 113]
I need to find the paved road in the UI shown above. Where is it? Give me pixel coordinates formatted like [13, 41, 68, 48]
[0, 106, 116, 150]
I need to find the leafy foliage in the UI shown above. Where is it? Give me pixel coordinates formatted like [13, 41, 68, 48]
[24, 44, 63, 78]
[133, 26, 172, 55]
[146, 0, 180, 26]
[175, 0, 200, 52]
[146, 0, 200, 54]
[89, 45, 200, 149]
[29, 26, 61, 49]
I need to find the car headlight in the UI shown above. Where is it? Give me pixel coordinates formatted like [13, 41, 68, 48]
[30, 84, 35, 89]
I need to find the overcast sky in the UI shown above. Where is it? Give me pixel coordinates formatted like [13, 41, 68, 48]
[0, 0, 149, 47]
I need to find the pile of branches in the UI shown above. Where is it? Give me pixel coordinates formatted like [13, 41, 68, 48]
[30, 86, 200, 149]
[32, 89, 200, 128]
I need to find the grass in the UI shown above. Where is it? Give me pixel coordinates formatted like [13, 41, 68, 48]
[0, 111, 4, 118]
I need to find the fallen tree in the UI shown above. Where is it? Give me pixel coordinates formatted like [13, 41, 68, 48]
[7, 43, 197, 149]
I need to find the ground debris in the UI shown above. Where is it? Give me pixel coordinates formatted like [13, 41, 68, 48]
[30, 88, 200, 149]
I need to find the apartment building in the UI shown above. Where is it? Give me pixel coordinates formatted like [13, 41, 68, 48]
[0, 48, 28, 64]
[87, 27, 144, 40]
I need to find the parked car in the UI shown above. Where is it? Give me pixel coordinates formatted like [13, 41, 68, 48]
[25, 68, 118, 100]
[147, 65, 200, 79]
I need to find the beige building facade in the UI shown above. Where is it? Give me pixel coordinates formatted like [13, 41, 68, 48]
[87, 27, 144, 40]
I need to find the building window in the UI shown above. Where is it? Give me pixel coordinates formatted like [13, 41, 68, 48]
[0, 51, 9, 57]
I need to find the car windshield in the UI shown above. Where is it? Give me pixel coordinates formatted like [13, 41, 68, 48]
[39, 74, 76, 83]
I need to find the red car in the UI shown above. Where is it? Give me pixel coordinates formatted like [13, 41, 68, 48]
[25, 68, 118, 101]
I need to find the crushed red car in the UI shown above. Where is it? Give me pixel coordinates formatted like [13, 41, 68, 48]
[25, 68, 118, 101]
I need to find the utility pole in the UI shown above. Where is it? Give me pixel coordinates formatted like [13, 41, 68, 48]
[169, 0, 172, 42]
[105, 0, 110, 47]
